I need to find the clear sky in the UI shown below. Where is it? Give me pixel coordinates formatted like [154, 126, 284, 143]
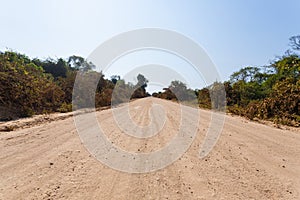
[1, 0, 299, 91]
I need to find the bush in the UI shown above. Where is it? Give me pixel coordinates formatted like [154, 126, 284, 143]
[58, 103, 72, 113]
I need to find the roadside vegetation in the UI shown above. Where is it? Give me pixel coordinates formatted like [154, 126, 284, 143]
[0, 36, 299, 126]
[153, 36, 300, 127]
[0, 52, 149, 120]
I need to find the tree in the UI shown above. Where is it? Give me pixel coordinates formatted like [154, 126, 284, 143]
[111, 75, 120, 84]
[169, 80, 188, 101]
[132, 74, 149, 99]
[35, 58, 69, 78]
[155, 80, 195, 102]
[209, 82, 226, 111]
[67, 55, 95, 72]
[230, 66, 260, 83]
[290, 35, 300, 51]
[136, 74, 148, 89]
[197, 88, 211, 109]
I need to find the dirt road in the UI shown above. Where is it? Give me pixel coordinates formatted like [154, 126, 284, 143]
[1, 97, 300, 199]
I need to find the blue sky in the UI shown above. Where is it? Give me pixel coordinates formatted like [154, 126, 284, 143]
[1, 0, 299, 91]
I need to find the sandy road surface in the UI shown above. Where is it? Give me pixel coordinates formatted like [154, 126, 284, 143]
[0, 97, 300, 199]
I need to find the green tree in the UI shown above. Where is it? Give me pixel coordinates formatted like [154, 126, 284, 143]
[68, 55, 95, 72]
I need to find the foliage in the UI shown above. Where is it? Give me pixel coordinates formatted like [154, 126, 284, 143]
[153, 80, 196, 103]
[196, 88, 211, 109]
[0, 51, 64, 119]
[0, 51, 149, 120]
[227, 55, 300, 126]
[58, 102, 72, 113]
[33, 58, 70, 79]
[132, 74, 149, 99]
[289, 35, 300, 51]
[1, 35, 299, 127]
[67, 55, 95, 72]
[152, 44, 300, 126]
